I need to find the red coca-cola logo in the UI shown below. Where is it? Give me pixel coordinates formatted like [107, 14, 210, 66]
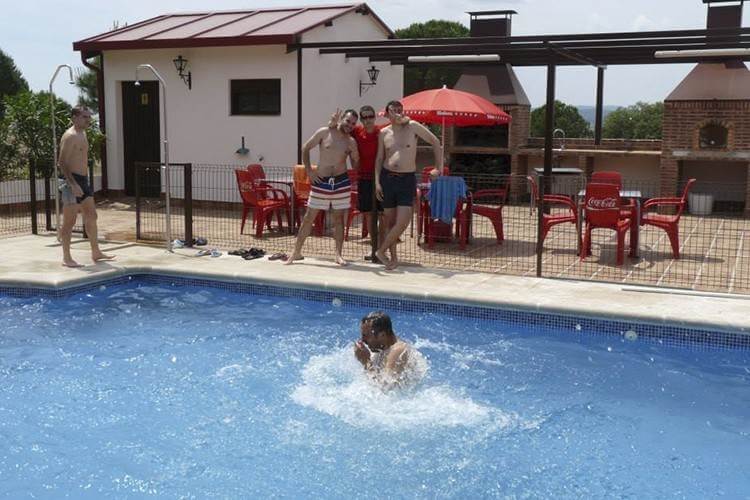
[587, 197, 617, 209]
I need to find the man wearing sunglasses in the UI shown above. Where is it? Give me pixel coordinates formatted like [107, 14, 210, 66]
[375, 100, 443, 270]
[286, 110, 360, 266]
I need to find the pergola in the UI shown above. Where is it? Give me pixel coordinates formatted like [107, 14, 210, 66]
[290, 3, 750, 178]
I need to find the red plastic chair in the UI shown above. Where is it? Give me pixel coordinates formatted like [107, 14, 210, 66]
[292, 165, 325, 236]
[640, 178, 696, 259]
[416, 166, 451, 239]
[581, 183, 632, 265]
[470, 186, 509, 244]
[422, 182, 470, 249]
[345, 169, 367, 241]
[527, 176, 579, 247]
[591, 171, 637, 217]
[235, 169, 291, 238]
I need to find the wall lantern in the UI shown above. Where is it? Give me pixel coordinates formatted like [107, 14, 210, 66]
[359, 65, 380, 96]
[173, 55, 192, 89]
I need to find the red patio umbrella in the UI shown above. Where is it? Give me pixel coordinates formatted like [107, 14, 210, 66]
[382, 85, 512, 146]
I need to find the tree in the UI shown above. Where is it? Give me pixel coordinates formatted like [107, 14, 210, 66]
[0, 116, 22, 181]
[395, 20, 470, 95]
[0, 48, 29, 117]
[529, 100, 592, 138]
[75, 64, 98, 111]
[4, 91, 72, 178]
[603, 101, 663, 139]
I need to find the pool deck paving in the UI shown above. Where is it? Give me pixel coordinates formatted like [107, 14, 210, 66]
[1, 234, 749, 335]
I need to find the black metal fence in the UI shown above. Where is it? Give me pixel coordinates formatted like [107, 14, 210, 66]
[131, 162, 750, 294]
[0, 163, 91, 238]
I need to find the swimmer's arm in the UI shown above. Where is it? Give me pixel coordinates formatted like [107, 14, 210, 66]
[384, 343, 409, 378]
[411, 122, 443, 171]
[347, 136, 360, 170]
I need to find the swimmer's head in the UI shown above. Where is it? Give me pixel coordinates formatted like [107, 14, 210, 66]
[360, 311, 395, 350]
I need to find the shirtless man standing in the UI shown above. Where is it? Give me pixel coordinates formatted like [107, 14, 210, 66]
[285, 109, 360, 266]
[58, 107, 114, 267]
[375, 100, 442, 270]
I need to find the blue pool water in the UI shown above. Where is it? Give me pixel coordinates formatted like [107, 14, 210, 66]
[1, 280, 749, 498]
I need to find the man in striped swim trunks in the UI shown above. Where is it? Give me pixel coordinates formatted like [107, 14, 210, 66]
[285, 110, 360, 266]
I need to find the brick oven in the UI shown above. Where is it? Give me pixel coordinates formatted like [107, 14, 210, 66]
[661, 1, 750, 214]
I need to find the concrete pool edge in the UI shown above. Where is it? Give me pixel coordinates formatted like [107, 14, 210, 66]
[0, 235, 748, 338]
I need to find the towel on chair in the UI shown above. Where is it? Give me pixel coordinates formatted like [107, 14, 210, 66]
[427, 176, 468, 224]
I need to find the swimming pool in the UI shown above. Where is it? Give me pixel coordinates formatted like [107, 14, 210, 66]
[1, 276, 748, 498]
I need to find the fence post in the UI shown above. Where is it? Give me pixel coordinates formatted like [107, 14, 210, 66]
[135, 163, 141, 240]
[44, 175, 52, 231]
[183, 163, 193, 247]
[536, 175, 544, 278]
[29, 162, 38, 235]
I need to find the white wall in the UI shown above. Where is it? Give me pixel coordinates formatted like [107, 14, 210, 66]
[100, 9, 402, 193]
[300, 11, 402, 165]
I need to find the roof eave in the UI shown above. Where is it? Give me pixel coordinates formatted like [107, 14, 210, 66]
[73, 34, 297, 52]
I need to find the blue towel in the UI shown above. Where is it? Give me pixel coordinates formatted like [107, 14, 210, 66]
[427, 176, 468, 224]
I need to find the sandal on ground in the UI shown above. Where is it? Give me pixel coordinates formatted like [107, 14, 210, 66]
[229, 248, 251, 256]
[194, 237, 208, 246]
[242, 248, 266, 260]
[268, 252, 288, 261]
[195, 249, 212, 257]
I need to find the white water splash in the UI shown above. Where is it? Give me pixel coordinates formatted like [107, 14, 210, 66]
[291, 348, 514, 432]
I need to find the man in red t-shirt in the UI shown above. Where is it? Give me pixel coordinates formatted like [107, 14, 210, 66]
[352, 105, 385, 239]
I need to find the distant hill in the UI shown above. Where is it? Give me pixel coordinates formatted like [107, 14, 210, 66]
[576, 105, 621, 126]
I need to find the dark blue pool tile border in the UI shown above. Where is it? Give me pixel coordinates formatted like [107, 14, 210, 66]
[1, 273, 749, 352]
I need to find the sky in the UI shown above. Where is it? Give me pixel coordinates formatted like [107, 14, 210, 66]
[2, 0, 748, 108]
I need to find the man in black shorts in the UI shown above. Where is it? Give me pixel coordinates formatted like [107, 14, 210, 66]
[374, 101, 443, 270]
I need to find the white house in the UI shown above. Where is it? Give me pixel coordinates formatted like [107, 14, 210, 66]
[73, 3, 402, 196]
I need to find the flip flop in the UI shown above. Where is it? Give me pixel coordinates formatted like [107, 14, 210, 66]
[195, 249, 212, 257]
[194, 237, 208, 246]
[242, 248, 266, 260]
[210, 249, 222, 258]
[268, 252, 288, 261]
[229, 248, 251, 256]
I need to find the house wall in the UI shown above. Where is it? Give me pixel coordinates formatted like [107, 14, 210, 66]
[101, 9, 402, 195]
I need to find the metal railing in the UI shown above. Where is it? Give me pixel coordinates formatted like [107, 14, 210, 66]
[129, 163, 750, 295]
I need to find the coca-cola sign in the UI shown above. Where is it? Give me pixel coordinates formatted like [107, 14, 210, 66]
[587, 197, 617, 209]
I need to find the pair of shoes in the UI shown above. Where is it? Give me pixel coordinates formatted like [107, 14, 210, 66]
[194, 237, 208, 246]
[268, 252, 288, 261]
[242, 248, 265, 260]
[172, 239, 184, 249]
[229, 248, 251, 256]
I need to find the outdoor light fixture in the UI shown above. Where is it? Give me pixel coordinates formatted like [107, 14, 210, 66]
[359, 65, 380, 96]
[173, 55, 192, 89]
[407, 54, 501, 63]
[654, 48, 750, 58]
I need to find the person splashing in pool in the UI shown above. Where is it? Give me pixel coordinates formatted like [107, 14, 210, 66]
[354, 311, 426, 389]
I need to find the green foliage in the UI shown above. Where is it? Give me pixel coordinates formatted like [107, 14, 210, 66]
[0, 48, 29, 118]
[602, 101, 663, 139]
[3, 91, 72, 178]
[395, 20, 470, 95]
[530, 100, 592, 138]
[0, 117, 23, 181]
[75, 64, 99, 111]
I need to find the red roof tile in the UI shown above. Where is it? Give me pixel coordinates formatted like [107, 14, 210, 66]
[73, 3, 392, 53]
